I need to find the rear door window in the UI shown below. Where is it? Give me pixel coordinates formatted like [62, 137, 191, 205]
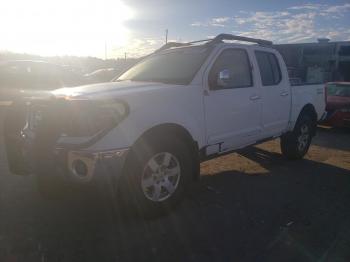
[255, 51, 282, 86]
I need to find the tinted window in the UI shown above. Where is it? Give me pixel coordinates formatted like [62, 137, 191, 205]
[269, 54, 281, 84]
[255, 51, 281, 86]
[209, 49, 252, 90]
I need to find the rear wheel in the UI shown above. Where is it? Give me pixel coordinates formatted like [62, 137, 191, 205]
[117, 136, 195, 217]
[281, 114, 314, 160]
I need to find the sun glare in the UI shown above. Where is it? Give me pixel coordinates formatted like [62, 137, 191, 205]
[0, 0, 134, 58]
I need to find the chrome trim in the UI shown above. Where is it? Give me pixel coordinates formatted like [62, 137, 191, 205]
[68, 151, 98, 182]
[67, 148, 129, 182]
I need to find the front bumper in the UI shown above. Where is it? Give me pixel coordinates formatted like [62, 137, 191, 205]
[5, 130, 129, 184]
[64, 148, 129, 184]
[4, 99, 130, 186]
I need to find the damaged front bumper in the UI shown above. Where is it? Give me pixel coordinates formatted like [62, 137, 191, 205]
[5, 132, 129, 185]
[4, 98, 129, 186]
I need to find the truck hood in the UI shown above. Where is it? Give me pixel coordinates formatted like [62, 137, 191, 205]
[52, 80, 172, 99]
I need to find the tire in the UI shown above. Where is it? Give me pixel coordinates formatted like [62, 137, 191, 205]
[117, 135, 195, 218]
[281, 114, 314, 160]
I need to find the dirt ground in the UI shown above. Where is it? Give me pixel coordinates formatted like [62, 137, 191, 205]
[0, 108, 349, 262]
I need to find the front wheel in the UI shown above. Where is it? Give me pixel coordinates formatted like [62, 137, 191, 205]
[281, 114, 314, 160]
[117, 136, 195, 217]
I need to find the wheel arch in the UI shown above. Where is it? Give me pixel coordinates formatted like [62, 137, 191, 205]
[296, 103, 318, 136]
[125, 123, 200, 181]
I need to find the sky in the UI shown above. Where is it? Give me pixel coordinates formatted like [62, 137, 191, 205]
[0, 0, 349, 59]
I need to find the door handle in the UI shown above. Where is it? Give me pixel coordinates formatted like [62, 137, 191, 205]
[280, 91, 289, 97]
[249, 95, 261, 101]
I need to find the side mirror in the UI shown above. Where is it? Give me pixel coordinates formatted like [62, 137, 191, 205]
[217, 69, 231, 87]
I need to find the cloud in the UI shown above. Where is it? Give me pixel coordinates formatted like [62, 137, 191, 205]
[322, 3, 350, 13]
[111, 37, 164, 58]
[230, 4, 350, 43]
[212, 17, 230, 23]
[191, 21, 206, 27]
[191, 16, 231, 27]
[210, 17, 231, 27]
[121, 3, 350, 58]
[231, 11, 319, 43]
[288, 3, 350, 18]
[288, 4, 325, 11]
[108, 2, 350, 58]
[189, 2, 350, 44]
[232, 11, 291, 30]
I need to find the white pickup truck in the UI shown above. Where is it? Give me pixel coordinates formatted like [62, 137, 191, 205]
[4, 34, 325, 216]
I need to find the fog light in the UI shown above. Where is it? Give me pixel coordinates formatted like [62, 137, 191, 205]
[72, 159, 88, 177]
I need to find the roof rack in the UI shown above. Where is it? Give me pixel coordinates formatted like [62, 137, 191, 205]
[188, 38, 214, 44]
[155, 34, 272, 53]
[211, 34, 273, 46]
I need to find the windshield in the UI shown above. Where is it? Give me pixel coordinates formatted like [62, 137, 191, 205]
[117, 46, 211, 85]
[327, 83, 350, 97]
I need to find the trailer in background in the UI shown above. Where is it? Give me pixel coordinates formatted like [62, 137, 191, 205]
[274, 39, 350, 85]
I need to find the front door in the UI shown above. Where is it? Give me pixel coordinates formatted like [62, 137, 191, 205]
[204, 48, 262, 154]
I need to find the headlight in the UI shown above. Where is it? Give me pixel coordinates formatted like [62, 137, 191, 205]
[62, 99, 129, 137]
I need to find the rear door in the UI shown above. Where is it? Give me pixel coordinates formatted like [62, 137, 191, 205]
[254, 49, 291, 137]
[204, 47, 262, 154]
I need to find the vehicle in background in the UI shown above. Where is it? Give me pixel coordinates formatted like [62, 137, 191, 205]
[0, 60, 87, 102]
[84, 68, 123, 83]
[322, 82, 350, 128]
[4, 34, 325, 217]
[289, 77, 303, 86]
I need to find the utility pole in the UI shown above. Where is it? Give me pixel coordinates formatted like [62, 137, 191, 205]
[104, 41, 107, 60]
[124, 52, 127, 62]
[165, 29, 168, 44]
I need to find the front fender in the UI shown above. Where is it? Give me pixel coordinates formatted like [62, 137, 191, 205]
[85, 85, 206, 151]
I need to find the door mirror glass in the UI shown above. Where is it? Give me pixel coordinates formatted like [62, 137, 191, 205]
[218, 69, 231, 87]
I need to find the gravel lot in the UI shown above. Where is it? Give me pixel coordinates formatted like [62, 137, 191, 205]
[0, 108, 349, 262]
